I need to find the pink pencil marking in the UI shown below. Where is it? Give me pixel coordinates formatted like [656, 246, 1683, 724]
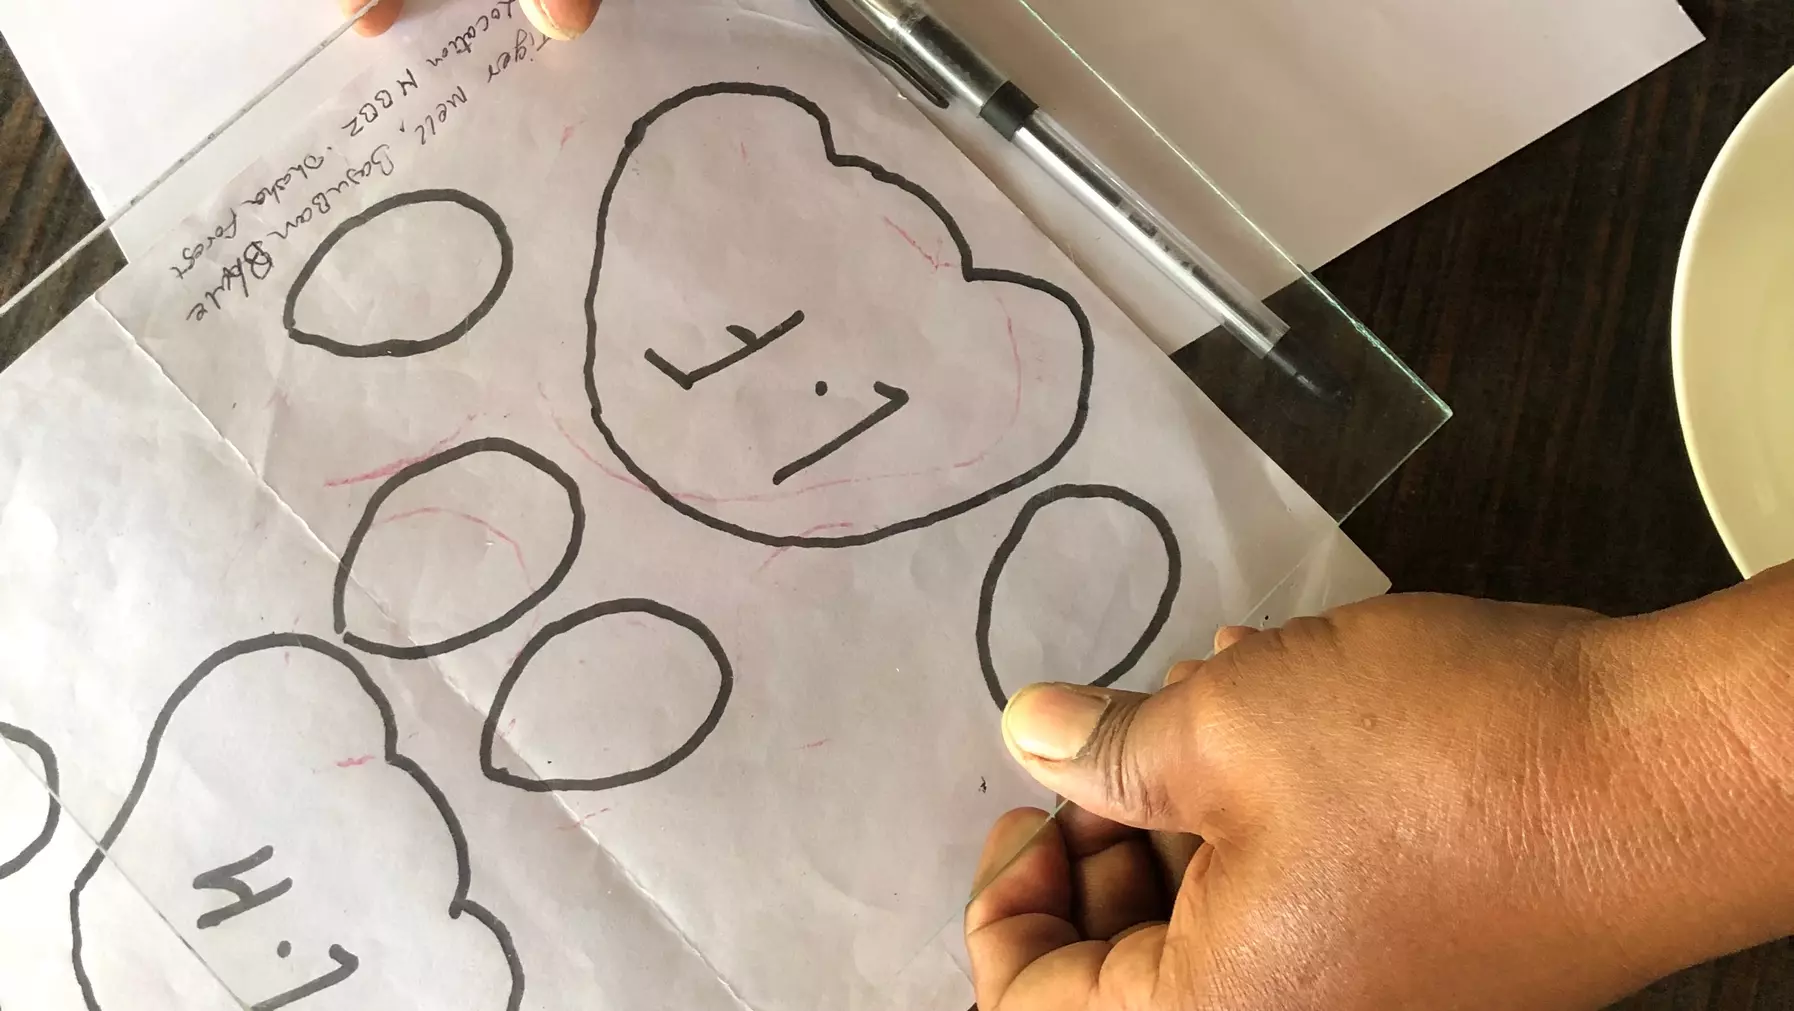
[558, 808, 612, 830]
[753, 522, 854, 576]
[950, 304, 1025, 470]
[560, 117, 587, 150]
[373, 506, 530, 579]
[882, 216, 953, 271]
[335, 755, 376, 768]
[323, 416, 476, 488]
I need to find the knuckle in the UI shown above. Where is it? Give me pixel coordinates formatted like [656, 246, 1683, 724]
[1090, 699, 1176, 823]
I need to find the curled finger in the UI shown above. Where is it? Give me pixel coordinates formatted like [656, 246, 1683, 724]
[967, 810, 1080, 1011]
[343, 0, 404, 36]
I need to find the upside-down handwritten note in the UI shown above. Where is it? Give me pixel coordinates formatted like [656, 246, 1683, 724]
[0, 2, 1389, 1008]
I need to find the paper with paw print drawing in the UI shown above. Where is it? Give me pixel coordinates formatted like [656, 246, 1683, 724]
[0, 1, 1388, 1009]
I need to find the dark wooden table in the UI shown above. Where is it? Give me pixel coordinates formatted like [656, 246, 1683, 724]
[1321, 1, 1794, 1006]
[2, 1, 1790, 1006]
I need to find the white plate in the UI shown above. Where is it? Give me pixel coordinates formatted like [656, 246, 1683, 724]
[1673, 65, 1794, 577]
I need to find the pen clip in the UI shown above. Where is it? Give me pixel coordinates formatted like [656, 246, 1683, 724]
[806, 0, 951, 109]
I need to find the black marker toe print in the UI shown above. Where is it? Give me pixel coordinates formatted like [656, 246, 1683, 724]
[481, 601, 734, 793]
[585, 83, 1094, 547]
[0, 721, 60, 880]
[192, 845, 293, 929]
[192, 846, 361, 1011]
[977, 485, 1182, 708]
[645, 310, 808, 390]
[335, 438, 583, 659]
[773, 381, 909, 485]
[285, 189, 513, 358]
[70, 635, 522, 1011]
[251, 944, 359, 1011]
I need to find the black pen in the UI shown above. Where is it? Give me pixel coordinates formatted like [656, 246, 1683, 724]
[837, 0, 1349, 404]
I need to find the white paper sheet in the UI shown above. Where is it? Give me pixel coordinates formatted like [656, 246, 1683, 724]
[0, 0, 1700, 281]
[985, 0, 1704, 270]
[0, 2, 1390, 1008]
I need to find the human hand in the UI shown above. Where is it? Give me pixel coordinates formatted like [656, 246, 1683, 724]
[967, 583, 1794, 1010]
[340, 0, 600, 39]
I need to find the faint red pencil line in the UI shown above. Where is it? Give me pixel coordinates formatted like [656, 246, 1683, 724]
[373, 506, 530, 580]
[547, 408, 670, 496]
[323, 415, 476, 488]
[881, 216, 953, 271]
[503, 616, 543, 671]
[561, 115, 590, 150]
[753, 522, 854, 576]
[739, 141, 749, 163]
[797, 739, 830, 751]
[335, 755, 376, 768]
[558, 808, 612, 830]
[949, 303, 1025, 470]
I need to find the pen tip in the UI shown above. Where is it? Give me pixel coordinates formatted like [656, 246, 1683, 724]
[1263, 343, 1353, 410]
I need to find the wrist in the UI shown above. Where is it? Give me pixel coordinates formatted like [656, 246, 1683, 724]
[1566, 565, 1794, 983]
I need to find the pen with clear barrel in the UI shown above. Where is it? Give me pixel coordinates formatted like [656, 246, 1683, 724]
[837, 0, 1349, 404]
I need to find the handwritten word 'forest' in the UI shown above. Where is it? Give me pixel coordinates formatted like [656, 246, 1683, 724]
[168, 209, 241, 281]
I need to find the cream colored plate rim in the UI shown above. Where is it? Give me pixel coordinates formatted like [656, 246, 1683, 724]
[1672, 65, 1794, 578]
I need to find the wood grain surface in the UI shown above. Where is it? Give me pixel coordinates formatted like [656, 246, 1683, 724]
[1, 2, 1791, 1007]
[1319, 1, 1794, 1006]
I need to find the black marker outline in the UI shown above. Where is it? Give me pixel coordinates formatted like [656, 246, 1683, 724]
[772, 381, 909, 486]
[645, 309, 807, 390]
[333, 437, 584, 659]
[0, 721, 60, 880]
[480, 600, 734, 793]
[583, 83, 1095, 548]
[192, 845, 293, 929]
[976, 485, 1182, 709]
[68, 634, 524, 1011]
[284, 189, 514, 358]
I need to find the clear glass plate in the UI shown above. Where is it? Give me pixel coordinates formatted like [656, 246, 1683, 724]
[0, 0, 1446, 1005]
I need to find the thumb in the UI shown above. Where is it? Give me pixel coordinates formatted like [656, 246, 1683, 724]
[1001, 682, 1210, 833]
[521, 0, 602, 40]
[343, 0, 404, 36]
